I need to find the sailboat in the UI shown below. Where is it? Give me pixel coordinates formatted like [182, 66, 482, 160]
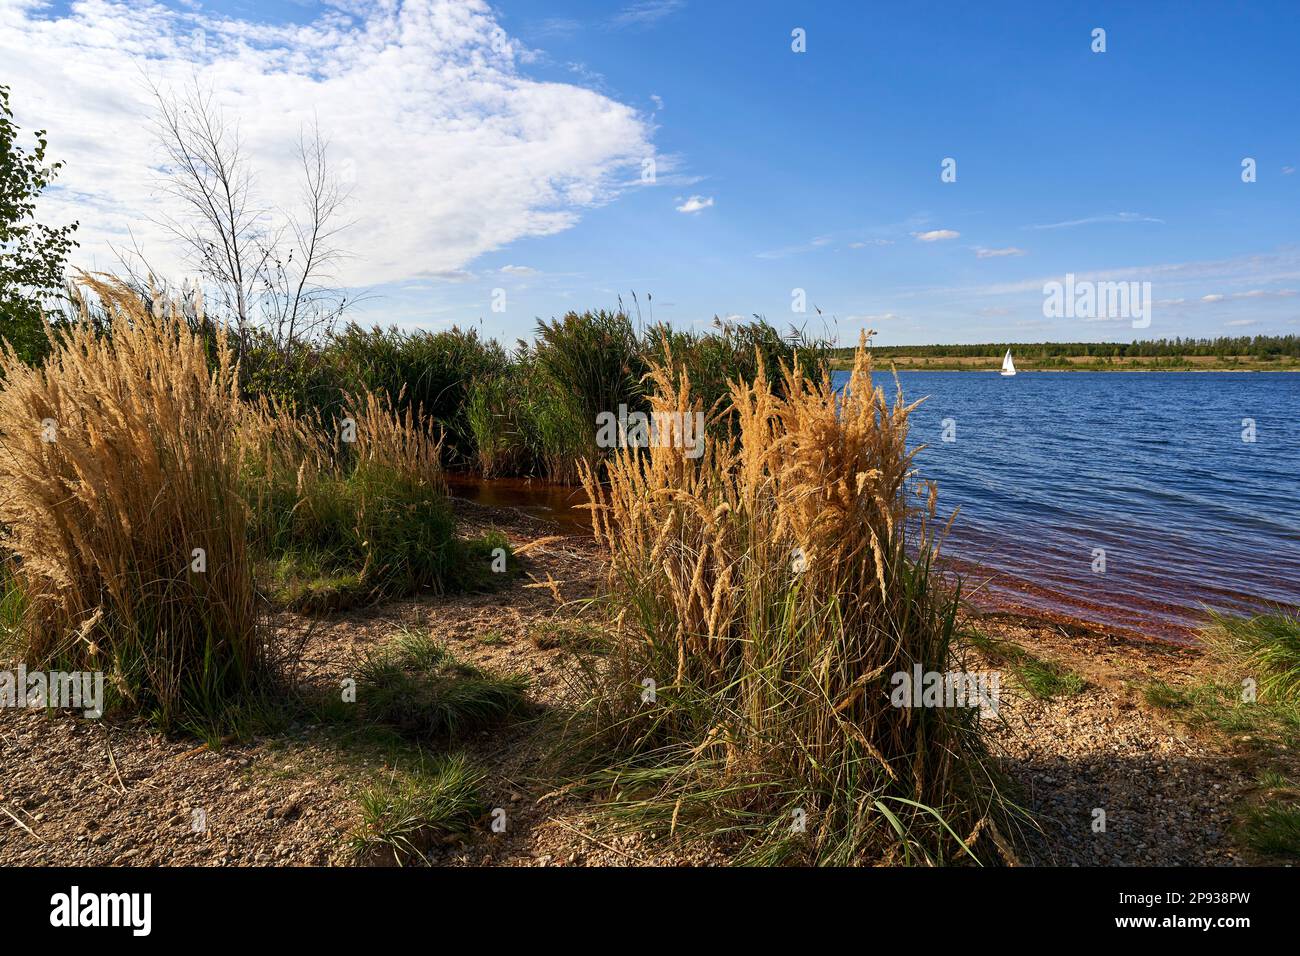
[1000, 348, 1017, 377]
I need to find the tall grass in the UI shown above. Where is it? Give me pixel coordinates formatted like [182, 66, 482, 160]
[240, 386, 467, 603]
[146, 307, 830, 486]
[577, 334, 1008, 865]
[325, 324, 509, 465]
[1202, 610, 1300, 703]
[532, 310, 646, 477]
[466, 374, 528, 478]
[0, 275, 259, 725]
[465, 349, 604, 483]
[644, 318, 832, 427]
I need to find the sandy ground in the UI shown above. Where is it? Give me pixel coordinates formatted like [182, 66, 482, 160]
[0, 499, 1271, 867]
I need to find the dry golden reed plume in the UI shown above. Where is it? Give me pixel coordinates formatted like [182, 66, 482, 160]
[580, 333, 1005, 865]
[343, 388, 446, 492]
[0, 274, 257, 723]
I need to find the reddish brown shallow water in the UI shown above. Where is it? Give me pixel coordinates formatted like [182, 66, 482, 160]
[448, 475, 1290, 645]
[446, 474, 594, 535]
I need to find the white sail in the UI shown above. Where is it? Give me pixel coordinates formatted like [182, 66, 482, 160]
[1001, 348, 1016, 376]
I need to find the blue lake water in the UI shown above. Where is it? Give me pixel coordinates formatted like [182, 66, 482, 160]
[840, 370, 1300, 638]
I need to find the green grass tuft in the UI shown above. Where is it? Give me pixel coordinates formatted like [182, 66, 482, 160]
[529, 617, 611, 653]
[1203, 610, 1300, 703]
[1241, 801, 1300, 857]
[349, 753, 485, 865]
[354, 628, 529, 739]
[961, 628, 1086, 700]
[1014, 657, 1087, 700]
[1142, 678, 1300, 755]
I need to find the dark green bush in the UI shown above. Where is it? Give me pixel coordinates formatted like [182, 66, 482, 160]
[325, 324, 510, 465]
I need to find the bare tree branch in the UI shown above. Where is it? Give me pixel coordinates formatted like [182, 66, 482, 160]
[146, 81, 355, 351]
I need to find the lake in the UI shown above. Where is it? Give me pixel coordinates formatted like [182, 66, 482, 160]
[859, 370, 1300, 639]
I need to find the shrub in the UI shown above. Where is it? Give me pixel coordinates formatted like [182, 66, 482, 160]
[326, 324, 509, 466]
[0, 84, 79, 369]
[238, 330, 346, 418]
[0, 275, 258, 726]
[577, 335, 1009, 865]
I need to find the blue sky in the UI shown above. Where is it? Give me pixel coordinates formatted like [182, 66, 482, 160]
[8, 0, 1300, 345]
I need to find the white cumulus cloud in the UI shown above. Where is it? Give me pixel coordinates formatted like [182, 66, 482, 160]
[1, 0, 656, 288]
[675, 194, 714, 214]
[912, 229, 959, 242]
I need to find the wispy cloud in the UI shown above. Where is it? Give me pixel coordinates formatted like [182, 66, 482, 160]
[610, 1, 686, 30]
[913, 229, 960, 242]
[1028, 212, 1164, 230]
[1201, 289, 1295, 303]
[755, 236, 836, 259]
[927, 250, 1300, 299]
[973, 246, 1026, 258]
[532, 18, 583, 38]
[676, 195, 714, 214]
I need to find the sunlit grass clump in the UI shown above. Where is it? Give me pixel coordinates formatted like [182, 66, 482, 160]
[350, 753, 486, 866]
[577, 335, 1011, 865]
[1144, 611, 1300, 858]
[0, 276, 258, 726]
[961, 628, 1086, 700]
[354, 628, 529, 739]
[1202, 610, 1300, 703]
[1241, 777, 1300, 858]
[1147, 611, 1300, 753]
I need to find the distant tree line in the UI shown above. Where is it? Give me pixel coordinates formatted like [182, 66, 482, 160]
[835, 336, 1300, 361]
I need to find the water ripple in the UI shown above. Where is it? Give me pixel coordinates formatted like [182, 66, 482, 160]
[853, 370, 1300, 638]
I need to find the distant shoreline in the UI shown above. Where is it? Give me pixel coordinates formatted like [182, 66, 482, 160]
[836, 357, 1300, 373]
[838, 364, 1300, 373]
[830, 337, 1299, 373]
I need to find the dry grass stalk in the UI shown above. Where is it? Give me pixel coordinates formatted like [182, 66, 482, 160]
[579, 333, 1004, 864]
[0, 274, 257, 723]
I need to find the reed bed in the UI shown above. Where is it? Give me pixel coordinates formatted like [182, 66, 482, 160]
[0, 275, 257, 725]
[240, 384, 463, 605]
[239, 309, 824, 485]
[578, 334, 1010, 865]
